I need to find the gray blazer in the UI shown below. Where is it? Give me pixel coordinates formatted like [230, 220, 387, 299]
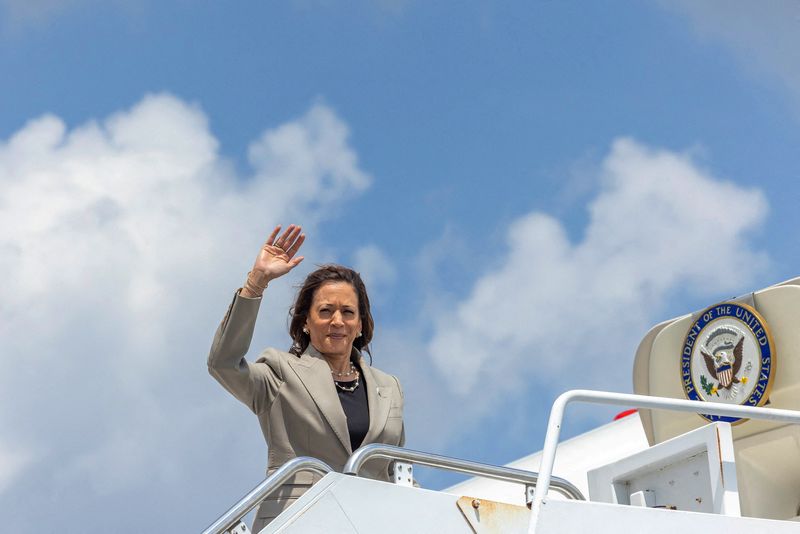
[208, 291, 405, 529]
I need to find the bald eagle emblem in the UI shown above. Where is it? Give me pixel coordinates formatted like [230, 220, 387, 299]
[700, 326, 744, 391]
[680, 302, 776, 423]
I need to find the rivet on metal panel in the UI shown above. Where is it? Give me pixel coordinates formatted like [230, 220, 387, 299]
[393, 461, 414, 487]
[457, 495, 532, 531]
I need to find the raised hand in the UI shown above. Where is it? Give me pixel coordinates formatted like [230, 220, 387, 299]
[254, 224, 306, 279]
[242, 225, 305, 297]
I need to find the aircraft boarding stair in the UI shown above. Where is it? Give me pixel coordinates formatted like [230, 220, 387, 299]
[202, 390, 800, 534]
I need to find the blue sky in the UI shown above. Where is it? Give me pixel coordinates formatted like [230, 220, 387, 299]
[2, 1, 800, 532]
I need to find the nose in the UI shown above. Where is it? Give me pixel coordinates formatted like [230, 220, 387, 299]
[331, 310, 344, 326]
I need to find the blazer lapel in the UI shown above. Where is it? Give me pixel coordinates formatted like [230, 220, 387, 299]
[286, 347, 352, 454]
[360, 353, 392, 447]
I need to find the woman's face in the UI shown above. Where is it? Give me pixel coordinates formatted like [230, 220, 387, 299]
[305, 281, 362, 360]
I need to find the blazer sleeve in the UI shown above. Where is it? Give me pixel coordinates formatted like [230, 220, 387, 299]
[208, 290, 284, 414]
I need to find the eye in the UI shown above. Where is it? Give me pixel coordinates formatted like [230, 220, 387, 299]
[343, 309, 356, 317]
[318, 308, 332, 317]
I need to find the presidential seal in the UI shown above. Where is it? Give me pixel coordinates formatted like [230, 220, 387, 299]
[680, 302, 776, 423]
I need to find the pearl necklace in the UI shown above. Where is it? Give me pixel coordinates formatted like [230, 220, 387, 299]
[334, 370, 360, 392]
[330, 362, 357, 378]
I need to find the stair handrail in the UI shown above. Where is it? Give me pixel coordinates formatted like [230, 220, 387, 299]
[343, 443, 585, 501]
[201, 456, 333, 534]
[527, 390, 800, 534]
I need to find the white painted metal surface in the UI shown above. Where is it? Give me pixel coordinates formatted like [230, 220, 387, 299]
[255, 470, 800, 533]
[526, 390, 800, 534]
[447, 413, 649, 506]
[260, 473, 481, 533]
[588, 422, 740, 516]
[456, 495, 530, 533]
[534, 499, 800, 533]
[203, 390, 800, 533]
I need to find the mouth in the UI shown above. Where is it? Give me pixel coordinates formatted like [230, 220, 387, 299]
[328, 333, 348, 340]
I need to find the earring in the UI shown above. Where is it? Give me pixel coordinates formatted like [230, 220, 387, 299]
[303, 327, 309, 334]
[357, 332, 362, 338]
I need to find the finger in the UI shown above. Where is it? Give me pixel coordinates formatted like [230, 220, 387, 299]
[289, 256, 305, 267]
[265, 225, 281, 246]
[281, 223, 296, 239]
[285, 233, 305, 258]
[283, 225, 302, 250]
[287, 224, 302, 243]
[275, 224, 297, 247]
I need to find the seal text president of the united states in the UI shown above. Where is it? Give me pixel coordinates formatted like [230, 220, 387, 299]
[208, 224, 405, 530]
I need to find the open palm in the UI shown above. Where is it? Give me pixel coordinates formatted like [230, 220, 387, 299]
[253, 224, 306, 281]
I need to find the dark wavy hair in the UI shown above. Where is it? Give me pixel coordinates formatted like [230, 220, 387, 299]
[289, 264, 374, 358]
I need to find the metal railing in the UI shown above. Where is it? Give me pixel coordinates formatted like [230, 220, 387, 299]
[201, 457, 333, 534]
[344, 443, 585, 502]
[526, 390, 800, 534]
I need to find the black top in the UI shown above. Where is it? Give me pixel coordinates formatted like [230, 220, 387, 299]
[335, 364, 369, 451]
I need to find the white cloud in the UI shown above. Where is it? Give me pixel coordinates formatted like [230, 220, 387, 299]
[659, 0, 800, 112]
[427, 137, 768, 399]
[386, 138, 769, 456]
[352, 244, 397, 293]
[0, 441, 35, 494]
[0, 93, 369, 531]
